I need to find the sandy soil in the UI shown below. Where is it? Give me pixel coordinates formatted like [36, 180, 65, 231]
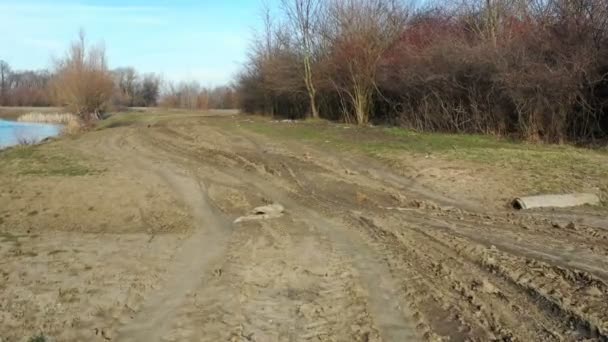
[1, 113, 607, 341]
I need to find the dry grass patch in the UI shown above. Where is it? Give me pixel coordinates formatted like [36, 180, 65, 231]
[17, 112, 79, 125]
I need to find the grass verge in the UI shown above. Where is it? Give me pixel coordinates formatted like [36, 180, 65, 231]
[237, 117, 608, 201]
[95, 112, 160, 130]
[0, 144, 101, 177]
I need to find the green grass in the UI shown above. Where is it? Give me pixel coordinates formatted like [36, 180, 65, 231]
[95, 112, 157, 129]
[95, 111, 204, 130]
[0, 145, 100, 177]
[28, 334, 48, 342]
[0, 232, 25, 245]
[239, 119, 518, 155]
[237, 118, 608, 199]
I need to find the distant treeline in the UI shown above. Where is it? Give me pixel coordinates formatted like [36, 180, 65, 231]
[159, 82, 237, 110]
[0, 59, 237, 112]
[0, 60, 160, 108]
[237, 0, 608, 142]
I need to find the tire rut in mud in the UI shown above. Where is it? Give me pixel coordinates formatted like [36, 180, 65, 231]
[94, 132, 234, 342]
[153, 216, 385, 341]
[129, 125, 423, 340]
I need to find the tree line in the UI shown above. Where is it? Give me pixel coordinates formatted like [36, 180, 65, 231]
[237, 0, 608, 142]
[0, 60, 161, 111]
[159, 82, 236, 110]
[0, 61, 51, 107]
[1, 32, 236, 121]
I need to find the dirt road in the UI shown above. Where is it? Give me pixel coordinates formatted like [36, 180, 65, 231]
[1, 113, 607, 341]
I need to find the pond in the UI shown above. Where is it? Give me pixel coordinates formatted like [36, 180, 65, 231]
[0, 119, 62, 149]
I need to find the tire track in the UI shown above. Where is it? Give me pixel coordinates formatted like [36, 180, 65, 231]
[133, 124, 422, 341]
[92, 132, 233, 342]
[88, 118, 608, 341]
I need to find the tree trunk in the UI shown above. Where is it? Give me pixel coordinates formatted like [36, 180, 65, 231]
[309, 92, 319, 118]
[303, 54, 319, 119]
[353, 86, 371, 125]
[350, 72, 373, 125]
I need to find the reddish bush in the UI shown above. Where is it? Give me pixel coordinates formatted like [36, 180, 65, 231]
[239, 0, 608, 143]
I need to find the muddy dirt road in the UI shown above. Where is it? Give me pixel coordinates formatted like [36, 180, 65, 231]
[1, 114, 607, 341]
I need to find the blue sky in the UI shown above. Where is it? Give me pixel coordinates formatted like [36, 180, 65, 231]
[0, 0, 278, 85]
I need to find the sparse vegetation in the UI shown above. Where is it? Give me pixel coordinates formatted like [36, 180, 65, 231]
[14, 134, 40, 146]
[0, 232, 25, 246]
[95, 112, 162, 130]
[61, 117, 85, 135]
[235, 117, 608, 198]
[0, 144, 98, 176]
[27, 333, 48, 342]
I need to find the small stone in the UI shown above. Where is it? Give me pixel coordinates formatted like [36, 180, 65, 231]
[481, 280, 499, 294]
[391, 193, 407, 204]
[234, 203, 285, 223]
[585, 286, 603, 297]
[102, 329, 113, 340]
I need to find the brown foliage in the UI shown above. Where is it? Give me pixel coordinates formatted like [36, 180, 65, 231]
[158, 82, 237, 110]
[0, 61, 52, 107]
[49, 31, 114, 122]
[239, 0, 608, 143]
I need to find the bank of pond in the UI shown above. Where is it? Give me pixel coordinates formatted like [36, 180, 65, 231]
[0, 119, 62, 149]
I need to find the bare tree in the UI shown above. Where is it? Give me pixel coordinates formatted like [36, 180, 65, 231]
[114, 67, 139, 106]
[140, 73, 161, 107]
[325, 0, 408, 124]
[0, 60, 10, 105]
[238, 0, 608, 141]
[281, 0, 323, 118]
[50, 30, 114, 121]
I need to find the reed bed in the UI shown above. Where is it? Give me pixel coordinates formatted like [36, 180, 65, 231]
[17, 112, 80, 125]
[17, 112, 83, 135]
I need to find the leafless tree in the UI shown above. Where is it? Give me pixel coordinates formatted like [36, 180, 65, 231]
[50, 30, 114, 121]
[324, 0, 408, 124]
[139, 73, 161, 107]
[114, 67, 139, 106]
[281, 0, 323, 118]
[0, 60, 10, 105]
[238, 0, 608, 141]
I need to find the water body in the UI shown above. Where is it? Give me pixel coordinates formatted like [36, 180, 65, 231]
[0, 119, 62, 149]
